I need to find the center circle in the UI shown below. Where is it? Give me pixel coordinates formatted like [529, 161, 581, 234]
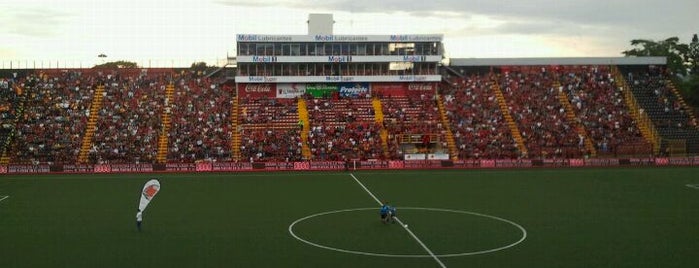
[288, 207, 527, 257]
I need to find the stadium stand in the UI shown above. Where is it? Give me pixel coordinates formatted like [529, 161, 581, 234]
[619, 65, 699, 155]
[168, 72, 233, 162]
[239, 97, 302, 162]
[557, 65, 649, 156]
[304, 94, 384, 161]
[440, 68, 519, 159]
[89, 69, 172, 164]
[9, 70, 94, 164]
[0, 63, 697, 165]
[498, 66, 583, 158]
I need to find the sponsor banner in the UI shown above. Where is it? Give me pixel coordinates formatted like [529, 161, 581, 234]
[63, 164, 94, 173]
[338, 82, 369, 97]
[628, 158, 655, 166]
[404, 154, 426, 160]
[585, 158, 620, 167]
[196, 162, 212, 171]
[569, 159, 584, 167]
[452, 160, 479, 168]
[235, 75, 442, 83]
[0, 165, 7, 174]
[138, 179, 160, 212]
[276, 83, 306, 98]
[371, 83, 435, 96]
[110, 164, 153, 173]
[310, 161, 345, 170]
[480, 160, 496, 168]
[694, 156, 699, 166]
[407, 83, 436, 92]
[496, 159, 533, 168]
[541, 159, 569, 167]
[359, 160, 389, 169]
[212, 162, 253, 171]
[403, 160, 443, 169]
[293, 162, 310, 170]
[306, 84, 338, 97]
[237, 55, 442, 63]
[94, 164, 111, 173]
[427, 153, 450, 160]
[238, 83, 276, 98]
[654, 158, 669, 166]
[8, 164, 50, 174]
[668, 157, 694, 166]
[236, 34, 443, 43]
[371, 83, 407, 96]
[265, 162, 295, 170]
[166, 163, 197, 172]
[388, 161, 404, 169]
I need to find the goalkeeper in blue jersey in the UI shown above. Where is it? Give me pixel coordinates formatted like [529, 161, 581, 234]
[380, 202, 397, 224]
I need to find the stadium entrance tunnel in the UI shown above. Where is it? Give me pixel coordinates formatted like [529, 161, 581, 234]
[288, 207, 527, 257]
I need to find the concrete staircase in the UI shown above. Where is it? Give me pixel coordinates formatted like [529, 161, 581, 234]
[491, 79, 529, 157]
[156, 84, 175, 163]
[77, 85, 106, 163]
[371, 97, 391, 159]
[435, 94, 459, 160]
[554, 81, 596, 157]
[297, 98, 312, 160]
[230, 95, 242, 162]
[612, 66, 661, 155]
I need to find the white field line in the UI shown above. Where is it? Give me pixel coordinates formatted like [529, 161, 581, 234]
[350, 173, 447, 268]
[686, 184, 699, 190]
[0, 195, 9, 203]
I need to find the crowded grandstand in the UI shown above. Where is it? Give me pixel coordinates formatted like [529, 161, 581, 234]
[1, 18, 698, 174]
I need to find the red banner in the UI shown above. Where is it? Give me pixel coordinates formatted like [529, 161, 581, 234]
[654, 158, 669, 166]
[196, 162, 212, 171]
[0, 165, 7, 174]
[480, 160, 496, 168]
[94, 164, 111, 173]
[388, 161, 404, 169]
[569, 159, 584, 167]
[238, 83, 277, 98]
[371, 83, 436, 97]
[294, 162, 310, 170]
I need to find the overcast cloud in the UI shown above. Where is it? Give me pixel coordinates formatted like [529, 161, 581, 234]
[0, 0, 696, 66]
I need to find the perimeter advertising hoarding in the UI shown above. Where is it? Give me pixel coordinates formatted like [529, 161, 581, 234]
[371, 83, 437, 96]
[306, 84, 338, 97]
[276, 83, 306, 98]
[338, 82, 369, 98]
[238, 83, 276, 98]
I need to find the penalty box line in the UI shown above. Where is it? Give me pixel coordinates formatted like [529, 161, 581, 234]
[0, 195, 9, 203]
[349, 174, 447, 268]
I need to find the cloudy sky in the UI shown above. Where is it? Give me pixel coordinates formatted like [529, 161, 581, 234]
[0, 0, 696, 67]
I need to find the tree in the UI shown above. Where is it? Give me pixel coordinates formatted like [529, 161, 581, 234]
[622, 37, 690, 76]
[190, 61, 209, 72]
[688, 34, 699, 75]
[93, 60, 139, 69]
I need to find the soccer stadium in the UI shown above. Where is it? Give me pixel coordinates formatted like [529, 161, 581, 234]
[2, 10, 699, 268]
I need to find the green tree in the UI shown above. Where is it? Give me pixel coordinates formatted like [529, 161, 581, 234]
[93, 60, 139, 69]
[688, 34, 699, 75]
[190, 61, 209, 70]
[622, 37, 690, 76]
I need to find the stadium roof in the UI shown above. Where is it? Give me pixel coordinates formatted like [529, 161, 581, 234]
[449, 57, 666, 66]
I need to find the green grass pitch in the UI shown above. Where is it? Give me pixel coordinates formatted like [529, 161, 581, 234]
[1, 167, 699, 267]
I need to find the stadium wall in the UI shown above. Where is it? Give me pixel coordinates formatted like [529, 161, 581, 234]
[1, 157, 698, 175]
